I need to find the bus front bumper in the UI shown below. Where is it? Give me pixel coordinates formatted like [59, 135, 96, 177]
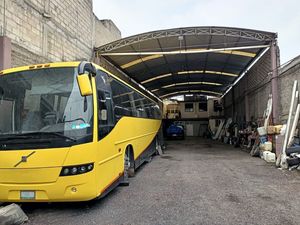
[0, 173, 97, 202]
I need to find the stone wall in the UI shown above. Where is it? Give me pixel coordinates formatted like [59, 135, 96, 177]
[0, 0, 121, 67]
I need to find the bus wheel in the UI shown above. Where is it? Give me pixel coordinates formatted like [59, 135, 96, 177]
[120, 152, 130, 186]
[127, 148, 135, 177]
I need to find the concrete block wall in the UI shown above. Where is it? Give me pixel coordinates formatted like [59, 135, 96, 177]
[224, 49, 273, 125]
[278, 55, 300, 122]
[224, 49, 300, 126]
[95, 19, 121, 47]
[246, 49, 272, 121]
[0, 0, 121, 67]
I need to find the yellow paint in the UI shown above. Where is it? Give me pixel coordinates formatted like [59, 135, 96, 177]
[120, 48, 256, 69]
[184, 48, 256, 57]
[178, 70, 238, 77]
[141, 73, 172, 84]
[121, 55, 163, 69]
[142, 70, 238, 85]
[161, 81, 222, 89]
[0, 62, 79, 75]
[177, 70, 203, 75]
[0, 62, 162, 202]
[205, 70, 238, 77]
[219, 50, 256, 58]
[160, 90, 222, 98]
[76, 74, 93, 96]
[199, 81, 222, 86]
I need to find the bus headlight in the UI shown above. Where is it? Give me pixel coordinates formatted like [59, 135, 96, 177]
[60, 163, 94, 176]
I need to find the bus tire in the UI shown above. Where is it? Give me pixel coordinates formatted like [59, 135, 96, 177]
[128, 167, 135, 177]
[120, 152, 130, 186]
[127, 146, 135, 177]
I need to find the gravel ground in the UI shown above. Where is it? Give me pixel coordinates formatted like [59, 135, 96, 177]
[21, 138, 300, 225]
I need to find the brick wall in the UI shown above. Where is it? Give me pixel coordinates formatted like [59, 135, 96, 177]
[0, 0, 121, 67]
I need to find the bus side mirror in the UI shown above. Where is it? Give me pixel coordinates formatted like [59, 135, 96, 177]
[77, 74, 93, 96]
[77, 61, 96, 96]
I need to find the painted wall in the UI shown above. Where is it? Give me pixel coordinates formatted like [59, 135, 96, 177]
[163, 98, 223, 119]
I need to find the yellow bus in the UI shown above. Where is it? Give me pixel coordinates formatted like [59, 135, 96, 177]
[0, 61, 162, 202]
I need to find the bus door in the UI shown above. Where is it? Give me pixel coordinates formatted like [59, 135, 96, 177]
[95, 70, 119, 185]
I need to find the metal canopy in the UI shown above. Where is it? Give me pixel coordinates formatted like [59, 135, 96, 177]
[95, 26, 277, 99]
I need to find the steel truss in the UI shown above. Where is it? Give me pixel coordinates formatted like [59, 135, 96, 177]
[95, 27, 276, 53]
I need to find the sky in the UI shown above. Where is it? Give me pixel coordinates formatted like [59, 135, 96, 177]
[93, 0, 300, 63]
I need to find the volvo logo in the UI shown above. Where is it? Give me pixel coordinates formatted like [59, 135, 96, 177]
[14, 151, 36, 167]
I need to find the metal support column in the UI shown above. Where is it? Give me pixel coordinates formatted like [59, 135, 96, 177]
[245, 92, 250, 122]
[232, 86, 235, 120]
[0, 36, 11, 71]
[244, 72, 250, 122]
[270, 41, 279, 124]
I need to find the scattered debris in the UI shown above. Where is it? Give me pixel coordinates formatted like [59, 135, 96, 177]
[0, 203, 28, 225]
[263, 151, 276, 163]
[286, 157, 300, 167]
[211, 81, 300, 172]
[288, 165, 299, 171]
[286, 146, 300, 156]
[279, 80, 298, 169]
[212, 119, 225, 140]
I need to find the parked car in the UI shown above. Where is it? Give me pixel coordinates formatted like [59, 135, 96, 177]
[166, 122, 184, 139]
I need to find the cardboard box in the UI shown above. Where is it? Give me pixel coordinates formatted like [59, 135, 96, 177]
[274, 125, 283, 134]
[267, 125, 283, 134]
[267, 126, 276, 134]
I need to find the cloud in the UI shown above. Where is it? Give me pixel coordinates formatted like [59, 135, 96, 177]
[93, 0, 300, 62]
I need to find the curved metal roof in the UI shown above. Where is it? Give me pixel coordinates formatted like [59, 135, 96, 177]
[95, 26, 277, 99]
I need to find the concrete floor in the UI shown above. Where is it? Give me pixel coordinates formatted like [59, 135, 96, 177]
[22, 138, 300, 225]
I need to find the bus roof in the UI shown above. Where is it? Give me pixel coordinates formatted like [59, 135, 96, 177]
[0, 62, 80, 75]
[0, 61, 160, 105]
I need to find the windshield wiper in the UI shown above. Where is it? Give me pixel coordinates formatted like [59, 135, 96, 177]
[0, 135, 35, 141]
[0, 132, 76, 142]
[47, 132, 77, 142]
[23, 132, 77, 142]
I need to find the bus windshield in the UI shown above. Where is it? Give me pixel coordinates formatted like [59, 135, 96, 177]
[0, 67, 93, 149]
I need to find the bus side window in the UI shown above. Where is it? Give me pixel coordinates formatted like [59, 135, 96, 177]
[133, 93, 147, 118]
[110, 78, 135, 120]
[97, 90, 115, 139]
[143, 98, 154, 118]
[154, 105, 161, 119]
[95, 70, 115, 140]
